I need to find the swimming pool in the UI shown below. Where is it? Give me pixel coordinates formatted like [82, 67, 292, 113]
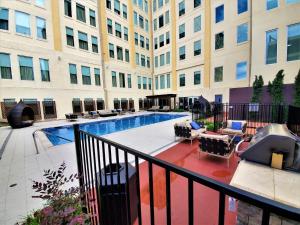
[43, 113, 187, 146]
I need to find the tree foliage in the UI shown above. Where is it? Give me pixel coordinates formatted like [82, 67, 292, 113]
[268, 70, 285, 105]
[294, 69, 300, 107]
[251, 75, 264, 103]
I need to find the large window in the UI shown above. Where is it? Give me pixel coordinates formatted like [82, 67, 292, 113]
[238, 0, 248, 14]
[140, 35, 145, 48]
[179, 24, 185, 39]
[69, 64, 77, 84]
[160, 75, 165, 89]
[109, 43, 114, 58]
[82, 66, 91, 85]
[165, 11, 170, 25]
[117, 46, 123, 60]
[19, 55, 34, 80]
[64, 0, 72, 17]
[143, 77, 147, 89]
[159, 34, 164, 47]
[134, 11, 138, 26]
[215, 5, 224, 23]
[0, 8, 9, 30]
[145, 19, 149, 32]
[115, 22, 122, 38]
[15, 11, 31, 36]
[179, 1, 185, 17]
[36, 17, 46, 40]
[89, 9, 96, 27]
[114, 0, 121, 14]
[148, 78, 152, 90]
[39, 59, 50, 82]
[138, 76, 142, 89]
[166, 31, 170, 44]
[158, 0, 163, 8]
[135, 33, 139, 45]
[139, 16, 144, 29]
[215, 32, 224, 50]
[124, 27, 128, 41]
[95, 68, 101, 86]
[194, 40, 201, 56]
[166, 74, 170, 88]
[122, 4, 127, 19]
[166, 51, 170, 64]
[194, 16, 201, 32]
[92, 36, 98, 53]
[141, 55, 146, 67]
[155, 76, 158, 90]
[76, 3, 86, 23]
[266, 29, 277, 64]
[125, 49, 130, 62]
[236, 61, 247, 80]
[136, 53, 140, 65]
[179, 74, 185, 87]
[160, 54, 165, 66]
[127, 74, 132, 88]
[146, 38, 149, 50]
[286, 0, 300, 4]
[119, 73, 125, 88]
[179, 46, 186, 60]
[0, 53, 12, 79]
[194, 0, 201, 8]
[112, 71, 117, 87]
[237, 23, 248, 43]
[266, 0, 278, 10]
[287, 23, 300, 61]
[147, 57, 150, 68]
[66, 27, 74, 46]
[36, 0, 45, 7]
[78, 31, 88, 50]
[159, 15, 164, 28]
[194, 71, 201, 85]
[214, 66, 223, 82]
[155, 56, 158, 68]
[107, 19, 113, 34]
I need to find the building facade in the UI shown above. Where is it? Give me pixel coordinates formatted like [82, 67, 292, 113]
[0, 0, 299, 120]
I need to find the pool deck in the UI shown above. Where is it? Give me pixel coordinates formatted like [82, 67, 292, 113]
[0, 112, 189, 225]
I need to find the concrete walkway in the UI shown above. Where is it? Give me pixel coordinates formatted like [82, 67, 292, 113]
[0, 112, 190, 225]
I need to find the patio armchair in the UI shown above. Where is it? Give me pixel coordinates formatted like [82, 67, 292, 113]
[220, 120, 247, 137]
[98, 110, 118, 117]
[158, 106, 170, 112]
[88, 111, 99, 118]
[65, 113, 78, 121]
[174, 121, 206, 144]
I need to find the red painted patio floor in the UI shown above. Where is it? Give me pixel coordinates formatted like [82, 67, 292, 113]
[135, 139, 239, 225]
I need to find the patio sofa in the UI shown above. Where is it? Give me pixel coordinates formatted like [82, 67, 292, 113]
[147, 106, 160, 112]
[158, 106, 170, 112]
[220, 120, 247, 136]
[65, 113, 78, 121]
[98, 110, 118, 117]
[174, 121, 206, 144]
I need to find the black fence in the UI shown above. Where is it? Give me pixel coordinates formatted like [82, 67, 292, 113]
[73, 124, 300, 225]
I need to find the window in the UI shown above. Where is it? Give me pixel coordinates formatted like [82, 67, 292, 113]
[107, 19, 113, 34]
[194, 71, 201, 85]
[15, 11, 31, 36]
[122, 4, 127, 19]
[134, 12, 138, 25]
[146, 38, 150, 50]
[166, 74, 170, 88]
[147, 57, 150, 68]
[127, 74, 132, 88]
[112, 71, 117, 87]
[155, 76, 158, 89]
[154, 18, 157, 31]
[287, 23, 300, 61]
[143, 77, 147, 89]
[286, 0, 300, 4]
[236, 61, 247, 80]
[136, 53, 140, 65]
[155, 56, 158, 67]
[64, 0, 72, 17]
[138, 0, 144, 9]
[119, 73, 125, 88]
[78, 31, 88, 50]
[148, 78, 152, 90]
[139, 15, 144, 29]
[166, 52, 170, 64]
[115, 22, 122, 38]
[138, 76, 142, 89]
[179, 1, 185, 17]
[266, 29, 278, 64]
[36, 17, 47, 40]
[166, 32, 170, 44]
[237, 23, 248, 43]
[133, 0, 137, 5]
[107, 0, 112, 9]
[82, 66, 91, 85]
[125, 49, 130, 62]
[19, 55, 34, 80]
[215, 5, 224, 23]
[159, 34, 164, 47]
[154, 37, 158, 49]
[214, 66, 223, 82]
[95, 68, 101, 86]
[89, 9, 96, 27]
[160, 75, 165, 89]
[66, 27, 74, 46]
[76, 4, 86, 22]
[0, 8, 9, 30]
[153, 0, 157, 12]
[194, 0, 201, 8]
[145, 19, 149, 32]
[92, 36, 98, 53]
[114, 0, 120, 14]
[36, 0, 45, 7]
[109, 43, 114, 58]
[135, 33, 139, 45]
[194, 40, 201, 56]
[266, 0, 278, 10]
[194, 16, 201, 32]
[238, 0, 248, 14]
[69, 64, 77, 84]
[0, 53, 12, 79]
[141, 55, 146, 67]
[179, 46, 186, 60]
[215, 32, 224, 50]
[179, 74, 185, 87]
[160, 54, 165, 66]
[145, 1, 149, 12]
[179, 24, 185, 39]
[39, 59, 50, 82]
[140, 35, 145, 48]
[165, 11, 170, 24]
[159, 15, 164, 28]
[121, 27, 127, 41]
[117, 46, 123, 60]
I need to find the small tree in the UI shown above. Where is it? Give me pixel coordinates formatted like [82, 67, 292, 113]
[268, 69, 285, 105]
[251, 75, 264, 103]
[294, 69, 300, 107]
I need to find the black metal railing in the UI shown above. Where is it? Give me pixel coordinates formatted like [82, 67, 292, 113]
[73, 124, 300, 225]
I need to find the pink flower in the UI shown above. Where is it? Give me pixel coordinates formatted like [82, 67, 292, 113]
[69, 215, 84, 225]
[41, 206, 53, 216]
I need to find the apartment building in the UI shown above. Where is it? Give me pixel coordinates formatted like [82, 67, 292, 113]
[0, 0, 300, 120]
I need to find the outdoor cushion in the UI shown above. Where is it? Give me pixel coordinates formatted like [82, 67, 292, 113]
[198, 133, 229, 142]
[190, 121, 201, 130]
[222, 128, 243, 135]
[231, 121, 242, 130]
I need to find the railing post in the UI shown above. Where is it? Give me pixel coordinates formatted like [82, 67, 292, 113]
[73, 124, 84, 198]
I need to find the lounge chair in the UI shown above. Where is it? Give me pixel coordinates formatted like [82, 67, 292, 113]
[220, 120, 247, 137]
[65, 113, 78, 121]
[88, 111, 99, 118]
[174, 121, 206, 144]
[198, 133, 234, 167]
[98, 110, 118, 117]
[129, 108, 135, 113]
[147, 106, 160, 112]
[158, 106, 170, 112]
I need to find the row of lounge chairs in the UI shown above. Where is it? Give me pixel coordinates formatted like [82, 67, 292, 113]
[147, 105, 170, 112]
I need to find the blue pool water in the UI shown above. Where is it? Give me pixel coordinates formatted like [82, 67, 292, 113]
[44, 113, 187, 146]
